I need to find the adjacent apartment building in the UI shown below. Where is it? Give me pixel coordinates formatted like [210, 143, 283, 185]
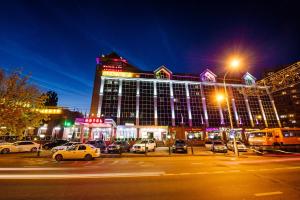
[258, 61, 300, 127]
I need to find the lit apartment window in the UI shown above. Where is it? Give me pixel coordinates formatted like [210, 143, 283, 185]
[289, 114, 294, 118]
[281, 91, 287, 95]
[292, 95, 297, 98]
[291, 89, 297, 93]
[280, 115, 287, 118]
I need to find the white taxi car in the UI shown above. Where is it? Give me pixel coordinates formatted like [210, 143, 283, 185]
[52, 144, 100, 161]
[132, 140, 156, 153]
[0, 141, 40, 154]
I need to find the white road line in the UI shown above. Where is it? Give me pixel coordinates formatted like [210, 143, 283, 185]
[258, 168, 270, 171]
[0, 168, 76, 171]
[194, 172, 209, 175]
[0, 171, 165, 179]
[227, 170, 240, 173]
[191, 163, 202, 165]
[211, 171, 225, 174]
[254, 191, 283, 197]
[111, 160, 119, 165]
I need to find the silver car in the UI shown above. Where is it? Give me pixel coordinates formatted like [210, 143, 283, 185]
[227, 141, 247, 152]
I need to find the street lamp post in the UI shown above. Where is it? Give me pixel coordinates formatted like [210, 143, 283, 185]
[188, 134, 194, 155]
[222, 59, 240, 157]
[167, 134, 171, 155]
[37, 134, 45, 157]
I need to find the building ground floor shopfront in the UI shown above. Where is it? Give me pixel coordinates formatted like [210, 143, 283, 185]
[61, 118, 259, 144]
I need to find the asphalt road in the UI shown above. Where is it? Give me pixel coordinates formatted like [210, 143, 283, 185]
[0, 153, 300, 200]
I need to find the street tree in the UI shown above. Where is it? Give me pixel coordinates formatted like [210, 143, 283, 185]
[44, 90, 58, 106]
[0, 69, 48, 137]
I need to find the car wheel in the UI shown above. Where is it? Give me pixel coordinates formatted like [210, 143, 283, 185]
[84, 154, 92, 161]
[1, 148, 10, 154]
[31, 147, 37, 152]
[55, 154, 63, 162]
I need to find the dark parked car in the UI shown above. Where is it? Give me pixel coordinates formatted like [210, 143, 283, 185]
[172, 139, 188, 153]
[86, 140, 106, 152]
[107, 141, 130, 153]
[43, 140, 68, 150]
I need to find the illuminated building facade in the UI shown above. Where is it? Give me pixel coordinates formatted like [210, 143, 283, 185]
[258, 61, 300, 127]
[89, 52, 281, 141]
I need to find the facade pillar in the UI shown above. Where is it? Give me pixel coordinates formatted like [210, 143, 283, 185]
[136, 80, 140, 126]
[258, 95, 268, 127]
[229, 87, 239, 126]
[88, 128, 93, 141]
[215, 86, 224, 125]
[170, 82, 176, 126]
[266, 88, 282, 127]
[185, 83, 192, 127]
[199, 84, 209, 127]
[154, 81, 158, 126]
[117, 79, 123, 125]
[242, 88, 254, 127]
[79, 126, 84, 143]
[97, 76, 105, 117]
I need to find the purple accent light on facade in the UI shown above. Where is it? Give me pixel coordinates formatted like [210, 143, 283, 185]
[96, 57, 100, 64]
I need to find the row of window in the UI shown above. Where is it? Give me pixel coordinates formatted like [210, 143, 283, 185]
[100, 79, 279, 127]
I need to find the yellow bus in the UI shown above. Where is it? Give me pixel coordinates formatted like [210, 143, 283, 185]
[248, 128, 300, 147]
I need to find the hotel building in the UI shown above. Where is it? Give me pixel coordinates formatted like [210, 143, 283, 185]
[86, 52, 281, 142]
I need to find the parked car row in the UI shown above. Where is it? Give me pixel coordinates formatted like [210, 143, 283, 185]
[205, 140, 248, 153]
[0, 141, 40, 154]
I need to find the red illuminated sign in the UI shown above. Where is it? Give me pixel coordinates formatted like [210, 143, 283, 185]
[84, 118, 103, 124]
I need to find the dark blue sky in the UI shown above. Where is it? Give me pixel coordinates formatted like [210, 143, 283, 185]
[1, 0, 300, 112]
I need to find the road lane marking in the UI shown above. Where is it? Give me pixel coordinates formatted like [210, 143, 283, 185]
[227, 170, 240, 173]
[254, 191, 283, 197]
[211, 171, 225, 174]
[0, 171, 165, 179]
[191, 163, 202, 165]
[0, 168, 76, 171]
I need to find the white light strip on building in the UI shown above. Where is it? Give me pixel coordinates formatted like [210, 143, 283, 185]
[215, 86, 224, 125]
[200, 83, 209, 126]
[266, 88, 282, 127]
[185, 83, 192, 127]
[170, 82, 175, 126]
[229, 87, 239, 125]
[258, 96, 268, 127]
[242, 88, 254, 127]
[102, 76, 268, 89]
[117, 80, 122, 122]
[136, 81, 140, 126]
[97, 77, 105, 117]
[154, 81, 158, 126]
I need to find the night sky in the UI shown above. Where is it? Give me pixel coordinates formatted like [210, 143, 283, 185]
[1, 0, 299, 113]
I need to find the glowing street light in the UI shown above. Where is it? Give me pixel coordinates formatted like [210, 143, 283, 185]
[216, 93, 225, 103]
[230, 58, 240, 69]
[223, 56, 241, 157]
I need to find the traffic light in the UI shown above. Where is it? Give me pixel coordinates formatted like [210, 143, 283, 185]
[64, 120, 73, 127]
